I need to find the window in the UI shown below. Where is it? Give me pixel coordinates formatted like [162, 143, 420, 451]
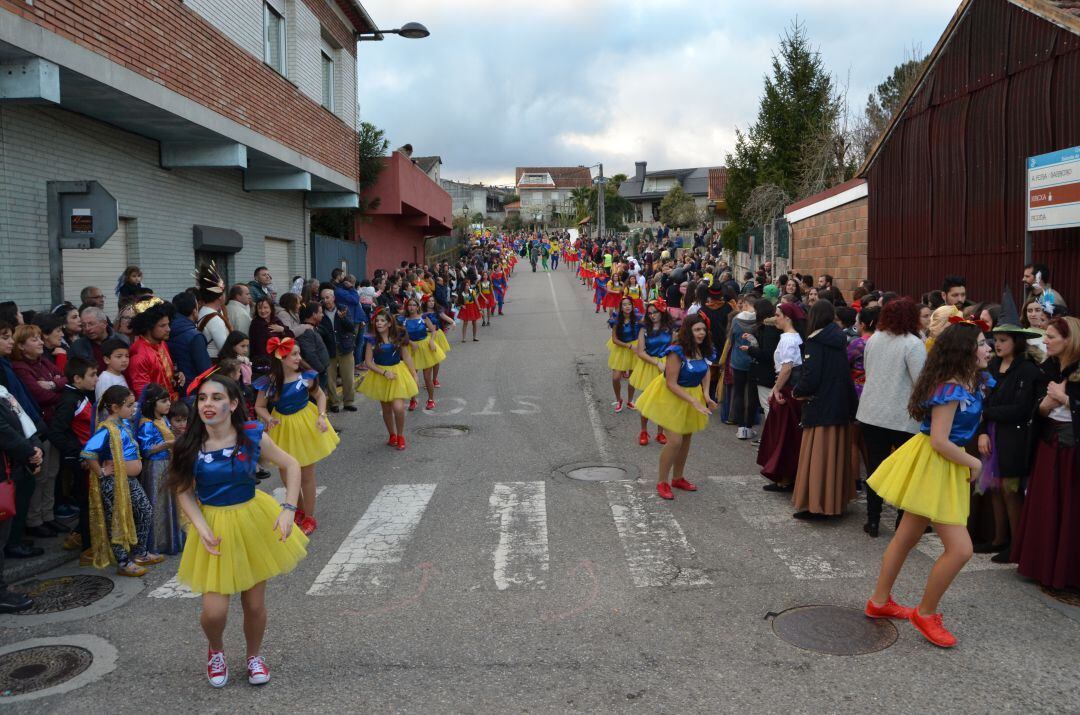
[321, 51, 334, 110]
[263, 2, 286, 75]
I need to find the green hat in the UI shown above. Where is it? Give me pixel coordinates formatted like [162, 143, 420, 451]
[992, 285, 1042, 338]
[763, 284, 780, 303]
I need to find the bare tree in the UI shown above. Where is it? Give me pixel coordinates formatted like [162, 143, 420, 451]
[797, 70, 864, 200]
[744, 183, 791, 269]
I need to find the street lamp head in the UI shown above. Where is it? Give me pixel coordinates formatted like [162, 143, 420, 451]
[397, 22, 430, 39]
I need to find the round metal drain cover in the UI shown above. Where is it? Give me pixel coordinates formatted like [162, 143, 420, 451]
[771, 605, 897, 656]
[12, 575, 114, 615]
[1042, 586, 1080, 608]
[416, 425, 469, 438]
[566, 466, 628, 482]
[0, 645, 93, 696]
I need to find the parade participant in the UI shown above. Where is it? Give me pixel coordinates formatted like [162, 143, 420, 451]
[478, 271, 496, 327]
[358, 309, 419, 450]
[630, 300, 673, 445]
[253, 338, 339, 536]
[399, 297, 445, 411]
[1011, 316, 1080, 591]
[136, 382, 182, 554]
[626, 277, 645, 313]
[421, 295, 454, 389]
[757, 302, 805, 491]
[790, 300, 859, 520]
[81, 385, 163, 576]
[456, 279, 483, 342]
[607, 297, 640, 413]
[167, 375, 307, 688]
[593, 268, 609, 314]
[635, 314, 716, 500]
[975, 311, 1041, 562]
[491, 264, 508, 316]
[126, 298, 181, 401]
[601, 271, 626, 312]
[865, 319, 991, 648]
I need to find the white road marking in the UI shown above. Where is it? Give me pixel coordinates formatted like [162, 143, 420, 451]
[604, 481, 711, 588]
[308, 483, 437, 596]
[721, 477, 866, 580]
[489, 481, 550, 590]
[472, 396, 502, 415]
[149, 486, 327, 599]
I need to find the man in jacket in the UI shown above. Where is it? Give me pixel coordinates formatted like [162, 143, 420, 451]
[70, 306, 113, 373]
[728, 297, 759, 440]
[225, 284, 253, 336]
[248, 266, 277, 304]
[295, 303, 330, 391]
[166, 292, 212, 388]
[319, 288, 356, 413]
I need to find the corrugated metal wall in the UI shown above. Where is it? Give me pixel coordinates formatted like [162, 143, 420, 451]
[867, 0, 1080, 302]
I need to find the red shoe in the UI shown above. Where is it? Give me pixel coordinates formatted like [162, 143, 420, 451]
[207, 649, 228, 688]
[299, 516, 317, 536]
[614, 400, 623, 414]
[293, 508, 306, 526]
[626, 400, 636, 410]
[387, 435, 397, 447]
[638, 430, 649, 446]
[426, 399, 436, 410]
[656, 482, 674, 500]
[671, 478, 697, 491]
[408, 398, 418, 412]
[909, 609, 957, 648]
[433, 379, 441, 388]
[656, 432, 667, 445]
[865, 595, 914, 620]
[397, 436, 406, 451]
[246, 655, 270, 686]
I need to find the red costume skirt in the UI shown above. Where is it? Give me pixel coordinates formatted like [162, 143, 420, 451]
[458, 302, 483, 321]
[756, 385, 802, 483]
[601, 291, 625, 310]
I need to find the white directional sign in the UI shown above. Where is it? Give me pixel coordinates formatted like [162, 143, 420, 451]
[1027, 146, 1080, 231]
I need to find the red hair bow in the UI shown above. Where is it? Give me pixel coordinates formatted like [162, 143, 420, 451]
[948, 315, 991, 333]
[186, 366, 219, 397]
[266, 336, 296, 359]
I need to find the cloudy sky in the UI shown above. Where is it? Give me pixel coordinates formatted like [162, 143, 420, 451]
[357, 0, 957, 186]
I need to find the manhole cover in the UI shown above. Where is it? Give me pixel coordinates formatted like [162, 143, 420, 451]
[12, 575, 114, 615]
[770, 605, 897, 656]
[416, 425, 469, 438]
[566, 466, 628, 482]
[1042, 586, 1080, 607]
[0, 645, 93, 696]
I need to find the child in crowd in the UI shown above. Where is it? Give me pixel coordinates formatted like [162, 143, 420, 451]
[48, 356, 98, 553]
[95, 337, 130, 403]
[168, 400, 190, 437]
[136, 383, 182, 555]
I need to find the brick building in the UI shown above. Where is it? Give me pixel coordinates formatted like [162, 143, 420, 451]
[784, 179, 868, 296]
[0, 0, 372, 312]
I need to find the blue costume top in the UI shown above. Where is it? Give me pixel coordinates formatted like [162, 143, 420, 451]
[918, 380, 991, 447]
[423, 312, 446, 333]
[254, 370, 317, 415]
[137, 417, 172, 462]
[81, 419, 140, 462]
[398, 316, 429, 342]
[640, 328, 673, 358]
[194, 422, 263, 507]
[608, 313, 641, 344]
[366, 335, 404, 366]
[663, 345, 715, 388]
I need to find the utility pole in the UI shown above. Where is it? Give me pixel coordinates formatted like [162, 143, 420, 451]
[596, 163, 606, 243]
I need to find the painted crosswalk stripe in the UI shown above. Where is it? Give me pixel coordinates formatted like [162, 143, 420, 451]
[714, 477, 866, 580]
[308, 483, 437, 596]
[148, 486, 327, 599]
[605, 481, 711, 588]
[489, 481, 549, 590]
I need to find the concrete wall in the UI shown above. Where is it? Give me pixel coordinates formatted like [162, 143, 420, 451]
[359, 217, 427, 273]
[789, 196, 868, 297]
[0, 105, 308, 310]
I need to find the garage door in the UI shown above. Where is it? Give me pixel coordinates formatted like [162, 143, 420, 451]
[63, 218, 130, 314]
[263, 237, 293, 294]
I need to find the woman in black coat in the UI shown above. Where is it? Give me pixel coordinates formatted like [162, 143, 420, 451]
[744, 298, 781, 419]
[976, 324, 1042, 561]
[790, 301, 859, 519]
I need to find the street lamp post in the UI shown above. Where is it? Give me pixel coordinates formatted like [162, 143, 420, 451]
[357, 22, 431, 41]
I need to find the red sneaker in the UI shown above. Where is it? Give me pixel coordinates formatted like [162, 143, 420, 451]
[671, 478, 697, 491]
[207, 649, 228, 688]
[614, 400, 623, 414]
[246, 655, 270, 686]
[299, 516, 317, 536]
[426, 399, 436, 410]
[656, 482, 674, 500]
[656, 432, 667, 445]
[397, 436, 406, 451]
[638, 430, 649, 446]
[387, 435, 397, 447]
[433, 379, 441, 388]
[408, 398, 418, 412]
[864, 595, 914, 620]
[293, 508, 306, 526]
[626, 400, 636, 410]
[909, 609, 957, 648]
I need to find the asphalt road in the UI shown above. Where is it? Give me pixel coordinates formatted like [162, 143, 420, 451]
[3, 265, 1079, 713]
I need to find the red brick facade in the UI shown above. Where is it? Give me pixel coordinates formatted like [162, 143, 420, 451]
[790, 197, 868, 297]
[0, 0, 359, 180]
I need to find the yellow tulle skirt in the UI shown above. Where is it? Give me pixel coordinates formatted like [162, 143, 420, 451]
[177, 490, 308, 595]
[358, 361, 419, 403]
[268, 401, 339, 467]
[866, 432, 971, 525]
[410, 338, 446, 370]
[607, 338, 637, 371]
[635, 375, 708, 435]
[434, 329, 451, 354]
[629, 355, 665, 391]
